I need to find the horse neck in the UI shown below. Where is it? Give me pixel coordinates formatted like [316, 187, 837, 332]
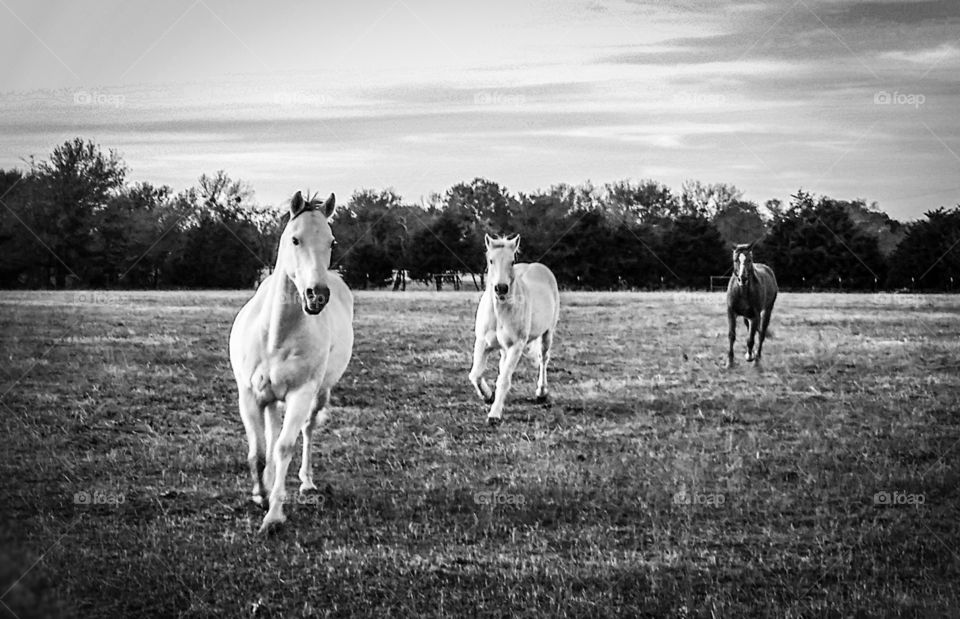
[265, 271, 303, 350]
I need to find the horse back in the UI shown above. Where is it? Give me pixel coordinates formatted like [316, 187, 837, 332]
[754, 263, 778, 309]
[320, 271, 355, 389]
[516, 262, 560, 333]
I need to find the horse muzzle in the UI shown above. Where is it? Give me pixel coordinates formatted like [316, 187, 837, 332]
[302, 285, 330, 315]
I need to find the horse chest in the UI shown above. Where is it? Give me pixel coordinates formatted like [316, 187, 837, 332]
[494, 306, 529, 349]
[250, 347, 324, 404]
[730, 295, 754, 317]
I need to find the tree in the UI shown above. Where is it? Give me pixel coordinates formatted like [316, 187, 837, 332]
[841, 199, 905, 257]
[712, 200, 767, 248]
[887, 206, 960, 290]
[406, 210, 477, 286]
[760, 191, 886, 289]
[332, 189, 409, 288]
[661, 215, 728, 287]
[604, 179, 679, 224]
[0, 169, 44, 287]
[88, 182, 174, 287]
[164, 173, 274, 288]
[680, 181, 743, 219]
[30, 139, 128, 287]
[444, 178, 518, 234]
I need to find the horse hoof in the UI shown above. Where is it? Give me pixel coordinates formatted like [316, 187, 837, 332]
[536, 393, 549, 404]
[487, 416, 502, 428]
[258, 516, 286, 535]
[299, 483, 319, 495]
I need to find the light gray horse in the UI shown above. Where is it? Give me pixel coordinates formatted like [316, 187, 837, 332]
[469, 234, 560, 425]
[229, 191, 354, 533]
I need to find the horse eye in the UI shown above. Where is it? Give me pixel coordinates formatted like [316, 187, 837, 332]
[292, 237, 300, 246]
[331, 239, 338, 248]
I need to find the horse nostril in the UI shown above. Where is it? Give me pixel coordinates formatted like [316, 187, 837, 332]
[315, 285, 330, 305]
[494, 284, 508, 296]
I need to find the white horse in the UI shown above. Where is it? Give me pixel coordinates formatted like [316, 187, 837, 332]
[229, 191, 354, 533]
[469, 234, 560, 426]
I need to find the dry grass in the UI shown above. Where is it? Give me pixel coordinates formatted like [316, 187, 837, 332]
[0, 290, 958, 617]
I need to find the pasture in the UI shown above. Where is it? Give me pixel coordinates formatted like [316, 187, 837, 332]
[1, 290, 958, 617]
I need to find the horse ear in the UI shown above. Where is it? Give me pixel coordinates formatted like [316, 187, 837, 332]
[509, 234, 521, 253]
[322, 193, 336, 219]
[484, 234, 494, 249]
[290, 191, 305, 217]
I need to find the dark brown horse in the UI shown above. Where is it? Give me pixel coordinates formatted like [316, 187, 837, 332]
[727, 244, 777, 367]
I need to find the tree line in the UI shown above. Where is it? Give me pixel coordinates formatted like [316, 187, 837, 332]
[1, 138, 958, 291]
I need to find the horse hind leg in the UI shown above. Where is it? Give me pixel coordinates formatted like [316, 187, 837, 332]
[756, 307, 774, 362]
[535, 330, 553, 402]
[238, 388, 267, 505]
[299, 389, 330, 493]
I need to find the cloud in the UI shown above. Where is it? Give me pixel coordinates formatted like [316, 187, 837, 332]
[826, 0, 960, 25]
[879, 43, 960, 65]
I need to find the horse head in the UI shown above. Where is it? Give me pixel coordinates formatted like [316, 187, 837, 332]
[733, 244, 755, 287]
[485, 233, 520, 302]
[278, 190, 338, 315]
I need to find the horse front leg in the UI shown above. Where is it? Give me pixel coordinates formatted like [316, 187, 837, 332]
[745, 312, 760, 362]
[262, 401, 282, 501]
[469, 333, 496, 404]
[260, 386, 316, 534]
[487, 342, 524, 426]
[299, 389, 330, 493]
[238, 388, 266, 505]
[726, 310, 737, 368]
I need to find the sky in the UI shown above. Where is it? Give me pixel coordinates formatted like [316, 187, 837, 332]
[1, 0, 958, 220]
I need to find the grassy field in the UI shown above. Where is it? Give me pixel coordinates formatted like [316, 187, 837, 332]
[1, 289, 958, 617]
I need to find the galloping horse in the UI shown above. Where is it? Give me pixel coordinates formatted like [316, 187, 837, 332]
[469, 234, 560, 425]
[726, 244, 777, 367]
[229, 191, 354, 533]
